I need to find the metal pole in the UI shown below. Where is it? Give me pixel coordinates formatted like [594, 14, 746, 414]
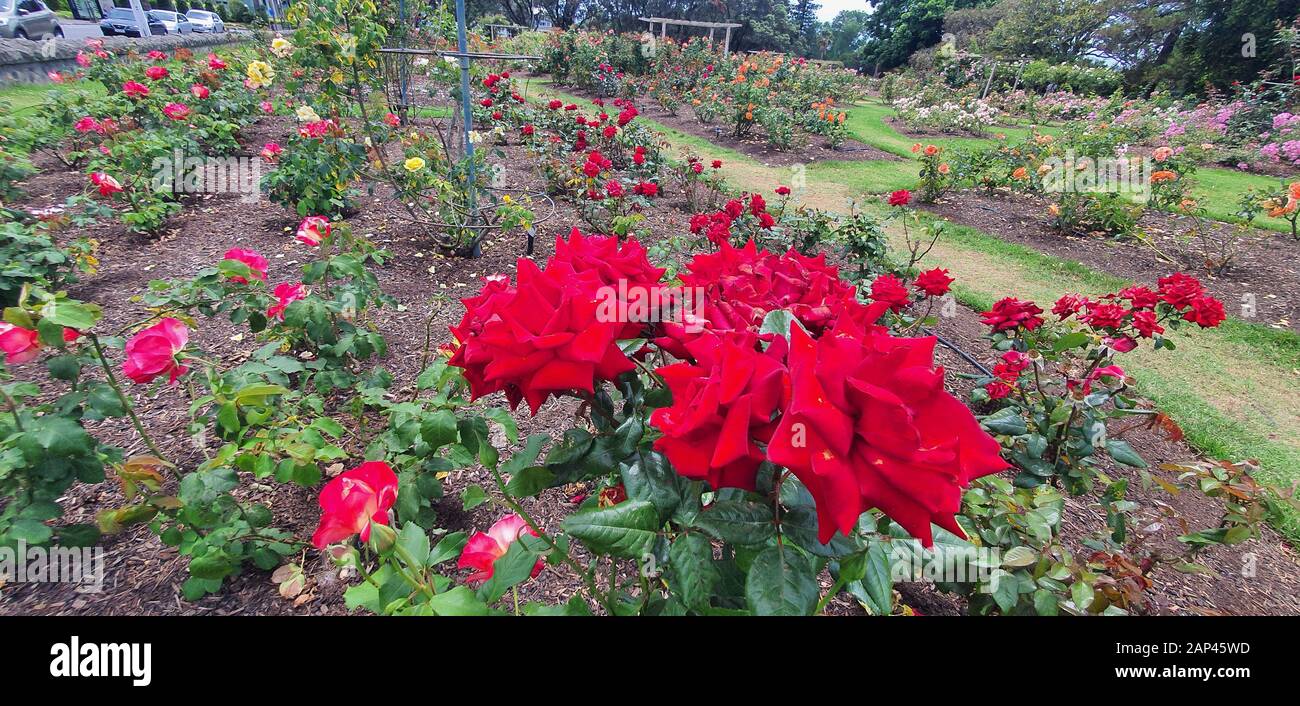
[455, 0, 476, 219]
[398, 0, 408, 113]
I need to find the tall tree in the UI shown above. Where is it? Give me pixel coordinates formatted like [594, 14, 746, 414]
[858, 0, 992, 73]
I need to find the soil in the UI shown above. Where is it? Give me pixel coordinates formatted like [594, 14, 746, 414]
[2, 100, 1297, 617]
[920, 189, 1300, 332]
[544, 81, 899, 168]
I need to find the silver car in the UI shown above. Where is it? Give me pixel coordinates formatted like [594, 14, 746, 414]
[185, 9, 224, 33]
[0, 0, 63, 40]
[147, 10, 193, 34]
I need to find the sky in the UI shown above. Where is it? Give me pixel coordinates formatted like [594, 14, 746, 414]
[816, 0, 871, 23]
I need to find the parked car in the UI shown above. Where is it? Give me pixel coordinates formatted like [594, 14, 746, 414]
[147, 10, 193, 34]
[99, 6, 168, 37]
[184, 8, 225, 33]
[0, 0, 62, 40]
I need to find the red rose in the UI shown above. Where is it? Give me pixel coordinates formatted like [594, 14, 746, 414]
[1157, 272, 1203, 308]
[458, 514, 543, 585]
[888, 189, 912, 206]
[981, 297, 1044, 332]
[448, 258, 635, 414]
[223, 248, 268, 284]
[1117, 285, 1159, 309]
[1132, 309, 1164, 338]
[123, 80, 150, 98]
[0, 323, 41, 365]
[548, 99, 562, 110]
[985, 380, 1012, 399]
[1051, 293, 1088, 319]
[267, 282, 306, 320]
[311, 461, 398, 548]
[163, 102, 191, 121]
[691, 162, 704, 174]
[296, 216, 330, 246]
[869, 273, 911, 311]
[711, 160, 723, 169]
[749, 193, 767, 215]
[633, 181, 659, 197]
[652, 331, 788, 491]
[1183, 295, 1225, 327]
[122, 318, 189, 384]
[775, 185, 791, 196]
[90, 172, 123, 197]
[144, 65, 168, 80]
[767, 320, 1010, 545]
[1080, 301, 1127, 330]
[521, 124, 535, 136]
[913, 268, 954, 297]
[605, 179, 625, 198]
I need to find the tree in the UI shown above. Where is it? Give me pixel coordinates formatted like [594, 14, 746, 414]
[825, 9, 871, 62]
[984, 0, 1118, 62]
[858, 0, 993, 73]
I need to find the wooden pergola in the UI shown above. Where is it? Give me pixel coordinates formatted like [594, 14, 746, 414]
[639, 17, 743, 57]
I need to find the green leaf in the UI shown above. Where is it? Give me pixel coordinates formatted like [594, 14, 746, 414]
[505, 466, 554, 498]
[990, 569, 1020, 613]
[982, 408, 1028, 436]
[745, 545, 818, 616]
[1053, 331, 1090, 352]
[620, 451, 683, 521]
[477, 535, 544, 603]
[396, 522, 430, 570]
[694, 501, 775, 546]
[669, 533, 720, 612]
[429, 531, 467, 566]
[1106, 439, 1147, 468]
[8, 518, 53, 545]
[429, 585, 490, 616]
[46, 355, 81, 381]
[562, 500, 659, 558]
[852, 541, 893, 615]
[482, 407, 518, 445]
[420, 409, 459, 448]
[461, 484, 488, 511]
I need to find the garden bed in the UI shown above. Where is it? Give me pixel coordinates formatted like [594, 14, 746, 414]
[542, 80, 898, 168]
[920, 189, 1300, 331]
[6, 109, 1299, 616]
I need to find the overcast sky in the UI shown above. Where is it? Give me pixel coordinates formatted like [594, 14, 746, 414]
[816, 0, 871, 23]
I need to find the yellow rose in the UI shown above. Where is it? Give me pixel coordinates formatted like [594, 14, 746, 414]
[246, 60, 274, 89]
[404, 157, 426, 172]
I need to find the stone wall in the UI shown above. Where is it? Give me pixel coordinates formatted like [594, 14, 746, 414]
[0, 30, 256, 86]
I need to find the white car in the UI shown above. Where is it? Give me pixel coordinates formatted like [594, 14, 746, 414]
[185, 9, 224, 33]
[147, 10, 193, 34]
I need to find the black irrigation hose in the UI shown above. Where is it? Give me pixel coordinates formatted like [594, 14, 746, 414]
[921, 326, 994, 378]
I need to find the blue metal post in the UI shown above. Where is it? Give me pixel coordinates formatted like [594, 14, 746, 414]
[455, 0, 477, 222]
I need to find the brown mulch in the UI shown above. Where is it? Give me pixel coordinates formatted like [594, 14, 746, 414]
[542, 80, 897, 168]
[2, 106, 1297, 617]
[920, 189, 1300, 332]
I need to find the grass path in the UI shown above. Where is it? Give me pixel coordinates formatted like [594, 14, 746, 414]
[534, 80, 1300, 542]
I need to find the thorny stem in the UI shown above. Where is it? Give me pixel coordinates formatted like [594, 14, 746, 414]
[486, 462, 613, 612]
[1, 387, 25, 432]
[87, 333, 174, 472]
